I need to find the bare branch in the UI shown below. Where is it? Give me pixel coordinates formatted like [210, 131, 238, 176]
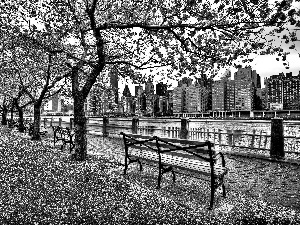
[106, 60, 172, 69]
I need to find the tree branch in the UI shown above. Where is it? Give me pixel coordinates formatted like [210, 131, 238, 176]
[106, 60, 172, 69]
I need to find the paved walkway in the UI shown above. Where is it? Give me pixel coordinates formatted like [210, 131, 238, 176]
[88, 135, 300, 219]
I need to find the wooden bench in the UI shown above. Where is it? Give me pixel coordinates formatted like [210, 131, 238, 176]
[61, 127, 75, 152]
[120, 132, 228, 209]
[52, 126, 74, 152]
[24, 122, 48, 136]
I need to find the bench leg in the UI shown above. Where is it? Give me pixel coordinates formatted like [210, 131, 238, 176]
[171, 170, 176, 183]
[61, 142, 65, 151]
[124, 164, 128, 175]
[157, 169, 162, 189]
[137, 160, 143, 171]
[209, 188, 215, 210]
[53, 136, 56, 147]
[222, 183, 226, 197]
[70, 143, 75, 153]
[124, 158, 128, 175]
[209, 178, 215, 210]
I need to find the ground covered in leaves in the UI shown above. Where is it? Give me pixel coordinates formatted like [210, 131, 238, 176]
[0, 126, 300, 224]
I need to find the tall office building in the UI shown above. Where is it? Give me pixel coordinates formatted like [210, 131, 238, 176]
[234, 67, 257, 111]
[267, 73, 284, 110]
[166, 90, 173, 115]
[212, 69, 231, 111]
[226, 80, 235, 111]
[186, 85, 199, 113]
[186, 84, 208, 113]
[173, 85, 187, 113]
[266, 72, 300, 110]
[212, 80, 226, 111]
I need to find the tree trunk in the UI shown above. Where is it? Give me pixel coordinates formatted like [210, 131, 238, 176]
[14, 98, 25, 132]
[32, 103, 41, 140]
[10, 105, 14, 121]
[71, 95, 87, 161]
[8, 105, 14, 128]
[1, 107, 8, 125]
[17, 107, 25, 133]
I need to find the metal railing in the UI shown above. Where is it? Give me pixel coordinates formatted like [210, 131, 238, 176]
[23, 116, 300, 157]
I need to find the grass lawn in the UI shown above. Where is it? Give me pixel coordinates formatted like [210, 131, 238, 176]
[0, 125, 299, 224]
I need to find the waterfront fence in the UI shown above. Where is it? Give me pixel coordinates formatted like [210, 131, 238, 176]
[24, 116, 300, 159]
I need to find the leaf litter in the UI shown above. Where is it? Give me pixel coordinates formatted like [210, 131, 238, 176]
[0, 125, 299, 224]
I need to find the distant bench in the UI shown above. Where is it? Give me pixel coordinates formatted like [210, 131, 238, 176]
[52, 126, 74, 151]
[21, 122, 47, 137]
[120, 132, 228, 209]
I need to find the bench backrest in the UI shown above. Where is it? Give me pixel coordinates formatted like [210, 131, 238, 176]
[120, 132, 216, 166]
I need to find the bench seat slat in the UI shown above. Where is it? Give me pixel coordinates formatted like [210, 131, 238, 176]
[130, 144, 214, 155]
[129, 151, 226, 178]
[130, 146, 212, 162]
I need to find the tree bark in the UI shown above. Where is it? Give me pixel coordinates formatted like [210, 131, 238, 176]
[32, 102, 41, 140]
[13, 98, 25, 132]
[17, 107, 25, 133]
[71, 94, 87, 161]
[8, 104, 14, 128]
[1, 106, 8, 125]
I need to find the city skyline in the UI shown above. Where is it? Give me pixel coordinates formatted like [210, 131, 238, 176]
[119, 62, 300, 97]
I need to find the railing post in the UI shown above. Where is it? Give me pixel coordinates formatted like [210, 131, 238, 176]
[213, 128, 216, 144]
[180, 118, 189, 139]
[251, 130, 256, 149]
[44, 118, 46, 127]
[50, 117, 53, 127]
[132, 117, 139, 134]
[70, 118, 73, 130]
[103, 116, 109, 137]
[258, 130, 262, 150]
[263, 132, 268, 149]
[58, 118, 62, 127]
[218, 129, 222, 146]
[227, 130, 233, 147]
[270, 118, 284, 159]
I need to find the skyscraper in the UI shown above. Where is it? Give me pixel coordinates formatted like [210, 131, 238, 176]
[234, 67, 256, 111]
[173, 85, 187, 113]
[212, 80, 226, 111]
[266, 72, 300, 110]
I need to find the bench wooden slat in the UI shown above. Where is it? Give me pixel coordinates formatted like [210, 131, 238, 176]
[129, 151, 226, 178]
